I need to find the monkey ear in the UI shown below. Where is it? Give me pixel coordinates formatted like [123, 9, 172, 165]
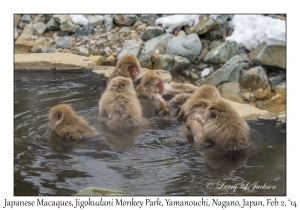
[56, 111, 62, 121]
[209, 108, 217, 119]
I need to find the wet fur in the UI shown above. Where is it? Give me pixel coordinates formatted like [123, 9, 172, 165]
[49, 104, 99, 139]
[99, 76, 149, 131]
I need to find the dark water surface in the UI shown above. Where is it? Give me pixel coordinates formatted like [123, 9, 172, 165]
[14, 75, 286, 196]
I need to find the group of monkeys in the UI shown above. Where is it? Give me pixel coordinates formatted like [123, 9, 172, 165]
[49, 54, 250, 152]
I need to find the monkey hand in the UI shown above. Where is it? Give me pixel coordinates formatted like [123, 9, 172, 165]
[173, 106, 185, 121]
[156, 101, 171, 117]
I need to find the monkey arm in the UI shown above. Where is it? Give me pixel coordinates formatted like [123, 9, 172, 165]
[163, 82, 197, 95]
[186, 120, 205, 143]
[168, 93, 193, 107]
[146, 93, 170, 117]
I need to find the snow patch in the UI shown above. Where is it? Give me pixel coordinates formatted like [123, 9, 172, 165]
[226, 15, 286, 51]
[70, 15, 89, 26]
[155, 15, 201, 33]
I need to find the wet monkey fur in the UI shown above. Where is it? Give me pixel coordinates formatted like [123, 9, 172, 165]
[135, 71, 198, 116]
[49, 104, 100, 139]
[107, 54, 141, 84]
[99, 76, 150, 131]
[186, 99, 250, 151]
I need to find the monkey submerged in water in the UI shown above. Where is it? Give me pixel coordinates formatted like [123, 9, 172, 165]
[49, 104, 100, 139]
[107, 54, 141, 84]
[186, 99, 250, 151]
[135, 71, 198, 117]
[99, 76, 150, 132]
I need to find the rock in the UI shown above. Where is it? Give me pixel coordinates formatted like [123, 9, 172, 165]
[48, 46, 57, 53]
[138, 33, 175, 69]
[140, 26, 164, 40]
[197, 55, 249, 87]
[44, 14, 53, 21]
[31, 15, 43, 24]
[53, 15, 68, 24]
[119, 27, 130, 33]
[30, 45, 43, 53]
[133, 20, 144, 29]
[15, 33, 50, 47]
[22, 24, 35, 35]
[60, 18, 80, 33]
[33, 22, 47, 35]
[14, 14, 21, 27]
[56, 37, 72, 49]
[172, 55, 190, 72]
[75, 25, 95, 36]
[78, 46, 89, 56]
[239, 66, 271, 100]
[190, 72, 200, 82]
[195, 63, 208, 70]
[276, 111, 286, 124]
[220, 82, 244, 103]
[201, 41, 239, 64]
[137, 23, 147, 32]
[15, 53, 103, 71]
[113, 15, 138, 26]
[275, 81, 286, 96]
[46, 18, 60, 30]
[166, 33, 201, 63]
[41, 46, 48, 53]
[102, 54, 117, 66]
[176, 30, 186, 37]
[209, 21, 229, 39]
[104, 15, 113, 31]
[140, 14, 157, 23]
[153, 54, 174, 71]
[86, 15, 103, 27]
[89, 56, 103, 66]
[268, 74, 286, 91]
[130, 32, 139, 39]
[117, 39, 143, 59]
[104, 47, 113, 56]
[184, 14, 229, 35]
[242, 91, 255, 102]
[76, 187, 128, 196]
[248, 43, 286, 69]
[270, 94, 286, 104]
[18, 14, 31, 29]
[61, 49, 72, 54]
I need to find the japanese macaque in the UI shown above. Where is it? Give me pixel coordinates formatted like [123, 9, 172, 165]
[107, 54, 141, 84]
[135, 71, 198, 117]
[49, 104, 100, 139]
[99, 76, 150, 132]
[186, 99, 250, 151]
[175, 84, 221, 121]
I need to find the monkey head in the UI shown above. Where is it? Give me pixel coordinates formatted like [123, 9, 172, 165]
[117, 54, 141, 81]
[140, 71, 164, 94]
[195, 84, 220, 100]
[107, 76, 135, 93]
[49, 104, 77, 129]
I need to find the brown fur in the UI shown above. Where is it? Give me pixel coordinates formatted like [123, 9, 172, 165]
[178, 84, 220, 121]
[187, 99, 250, 151]
[164, 82, 197, 95]
[49, 104, 99, 139]
[99, 76, 149, 131]
[135, 71, 170, 116]
[107, 54, 141, 84]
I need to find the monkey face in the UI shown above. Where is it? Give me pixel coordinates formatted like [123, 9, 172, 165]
[156, 81, 164, 94]
[128, 64, 138, 80]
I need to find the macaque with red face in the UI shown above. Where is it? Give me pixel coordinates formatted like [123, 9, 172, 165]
[107, 54, 141, 84]
[49, 104, 100, 139]
[135, 71, 199, 117]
